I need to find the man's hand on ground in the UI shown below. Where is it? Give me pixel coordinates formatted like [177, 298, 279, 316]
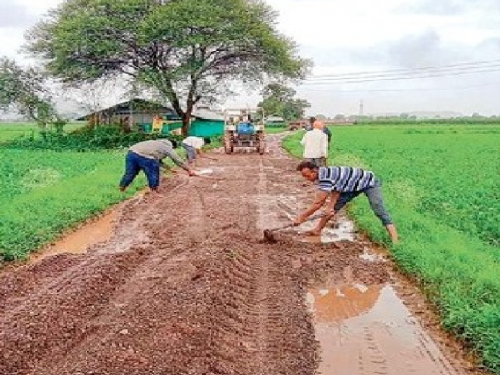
[323, 210, 335, 218]
[294, 215, 305, 226]
[188, 170, 197, 177]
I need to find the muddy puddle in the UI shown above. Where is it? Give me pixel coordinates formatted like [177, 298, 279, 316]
[254, 190, 356, 243]
[307, 280, 460, 375]
[359, 246, 387, 262]
[298, 216, 356, 243]
[29, 210, 117, 263]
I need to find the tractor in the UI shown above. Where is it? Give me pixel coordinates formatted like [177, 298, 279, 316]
[223, 108, 266, 155]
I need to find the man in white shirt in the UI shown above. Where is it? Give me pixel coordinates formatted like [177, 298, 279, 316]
[181, 136, 212, 164]
[301, 120, 328, 167]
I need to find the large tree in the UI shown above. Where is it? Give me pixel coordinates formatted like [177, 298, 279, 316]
[0, 57, 64, 137]
[25, 0, 309, 135]
[258, 83, 310, 121]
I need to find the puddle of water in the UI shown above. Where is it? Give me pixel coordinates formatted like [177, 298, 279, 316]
[359, 246, 386, 262]
[254, 194, 355, 243]
[299, 216, 355, 243]
[306, 282, 459, 375]
[197, 168, 214, 175]
[30, 211, 117, 263]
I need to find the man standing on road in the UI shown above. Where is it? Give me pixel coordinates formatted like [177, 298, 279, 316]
[119, 139, 196, 193]
[181, 136, 212, 165]
[301, 120, 328, 167]
[308, 117, 332, 146]
[294, 161, 399, 243]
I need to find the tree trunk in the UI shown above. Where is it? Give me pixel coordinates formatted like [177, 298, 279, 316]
[181, 112, 191, 136]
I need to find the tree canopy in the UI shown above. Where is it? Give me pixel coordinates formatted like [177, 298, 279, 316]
[25, 0, 310, 134]
[258, 83, 310, 121]
[0, 57, 63, 134]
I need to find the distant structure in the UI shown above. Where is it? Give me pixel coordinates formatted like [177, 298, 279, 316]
[359, 100, 364, 116]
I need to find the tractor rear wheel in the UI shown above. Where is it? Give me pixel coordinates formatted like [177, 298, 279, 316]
[257, 132, 265, 155]
[224, 133, 233, 154]
[258, 142, 265, 155]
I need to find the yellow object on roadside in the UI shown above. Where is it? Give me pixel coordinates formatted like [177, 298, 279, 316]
[152, 116, 163, 132]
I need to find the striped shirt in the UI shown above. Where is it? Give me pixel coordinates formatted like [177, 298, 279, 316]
[318, 166, 377, 192]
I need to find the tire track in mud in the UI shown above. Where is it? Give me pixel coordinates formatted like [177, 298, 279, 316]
[255, 159, 271, 375]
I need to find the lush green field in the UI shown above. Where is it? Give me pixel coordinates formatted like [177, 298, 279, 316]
[0, 123, 210, 263]
[0, 122, 85, 143]
[0, 148, 147, 261]
[284, 124, 500, 373]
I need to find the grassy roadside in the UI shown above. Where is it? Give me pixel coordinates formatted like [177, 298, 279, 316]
[0, 129, 220, 263]
[283, 125, 500, 373]
[265, 126, 288, 134]
[0, 149, 146, 262]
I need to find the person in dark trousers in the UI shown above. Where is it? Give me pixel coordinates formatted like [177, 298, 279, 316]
[181, 136, 212, 165]
[119, 139, 196, 193]
[294, 161, 399, 243]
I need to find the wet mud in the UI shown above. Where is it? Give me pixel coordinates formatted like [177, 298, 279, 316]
[0, 134, 488, 375]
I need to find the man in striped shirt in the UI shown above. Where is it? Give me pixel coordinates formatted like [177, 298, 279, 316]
[294, 161, 398, 243]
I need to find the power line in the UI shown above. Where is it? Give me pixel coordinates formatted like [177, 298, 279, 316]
[302, 66, 500, 85]
[297, 82, 499, 92]
[307, 59, 500, 81]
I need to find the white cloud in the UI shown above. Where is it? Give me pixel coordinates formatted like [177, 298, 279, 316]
[2, 0, 500, 116]
[0, 0, 35, 28]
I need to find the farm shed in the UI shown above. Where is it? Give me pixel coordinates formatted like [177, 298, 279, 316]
[78, 98, 180, 130]
[189, 108, 225, 137]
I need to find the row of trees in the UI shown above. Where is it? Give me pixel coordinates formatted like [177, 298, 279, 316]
[258, 83, 310, 121]
[0, 58, 66, 136]
[1, 0, 310, 135]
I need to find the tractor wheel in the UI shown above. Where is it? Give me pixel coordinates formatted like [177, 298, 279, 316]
[258, 142, 265, 155]
[224, 133, 233, 154]
[257, 132, 265, 155]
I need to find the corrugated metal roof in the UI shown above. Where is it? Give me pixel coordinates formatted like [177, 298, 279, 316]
[192, 108, 224, 121]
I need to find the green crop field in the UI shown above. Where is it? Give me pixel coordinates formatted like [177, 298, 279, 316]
[0, 148, 147, 262]
[0, 123, 147, 262]
[0, 122, 85, 143]
[283, 124, 500, 372]
[0, 122, 204, 263]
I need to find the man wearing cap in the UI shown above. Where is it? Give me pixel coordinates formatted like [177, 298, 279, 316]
[119, 138, 196, 193]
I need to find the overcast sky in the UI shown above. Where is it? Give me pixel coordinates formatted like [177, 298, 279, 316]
[2, 0, 500, 116]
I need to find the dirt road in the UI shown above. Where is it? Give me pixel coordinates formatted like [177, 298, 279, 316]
[0, 135, 485, 375]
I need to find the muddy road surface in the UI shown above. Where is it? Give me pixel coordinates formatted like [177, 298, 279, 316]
[0, 135, 485, 375]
